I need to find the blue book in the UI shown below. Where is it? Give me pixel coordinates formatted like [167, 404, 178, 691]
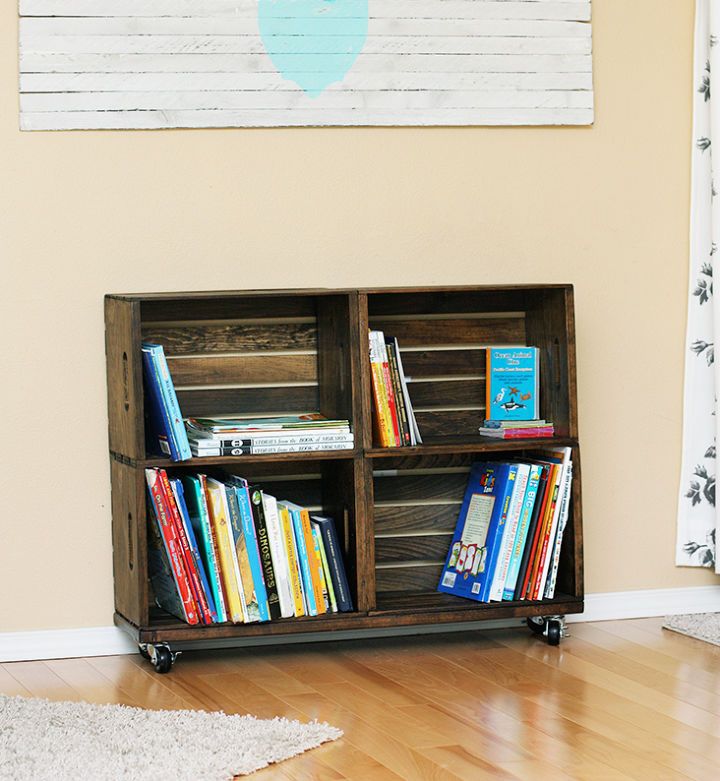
[282, 501, 318, 616]
[170, 478, 217, 623]
[181, 475, 227, 623]
[503, 465, 542, 600]
[141, 347, 175, 459]
[437, 462, 517, 603]
[229, 477, 271, 622]
[141, 342, 191, 460]
[485, 347, 539, 421]
[311, 515, 353, 612]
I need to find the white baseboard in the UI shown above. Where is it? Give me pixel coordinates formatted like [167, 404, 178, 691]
[1, 584, 719, 663]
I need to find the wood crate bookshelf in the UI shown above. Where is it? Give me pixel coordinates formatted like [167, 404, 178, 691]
[105, 285, 583, 664]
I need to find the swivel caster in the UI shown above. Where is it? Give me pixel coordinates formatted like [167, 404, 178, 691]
[526, 615, 565, 646]
[140, 642, 181, 673]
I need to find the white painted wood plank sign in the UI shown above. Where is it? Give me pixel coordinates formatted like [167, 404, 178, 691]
[18, 0, 593, 130]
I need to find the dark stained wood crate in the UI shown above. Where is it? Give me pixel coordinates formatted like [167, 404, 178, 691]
[105, 285, 583, 648]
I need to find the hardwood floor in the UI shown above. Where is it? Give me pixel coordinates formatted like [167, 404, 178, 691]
[3, 617, 719, 780]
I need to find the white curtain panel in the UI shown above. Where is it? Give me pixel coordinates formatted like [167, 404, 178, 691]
[677, 0, 719, 572]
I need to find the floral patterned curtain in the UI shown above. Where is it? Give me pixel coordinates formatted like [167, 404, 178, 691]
[677, 0, 719, 572]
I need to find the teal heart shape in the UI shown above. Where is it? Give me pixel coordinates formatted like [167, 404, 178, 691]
[258, 0, 369, 97]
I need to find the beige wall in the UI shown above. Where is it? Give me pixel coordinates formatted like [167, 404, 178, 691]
[1, 0, 716, 634]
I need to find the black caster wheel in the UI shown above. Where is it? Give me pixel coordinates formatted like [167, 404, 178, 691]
[546, 619, 562, 646]
[138, 644, 151, 661]
[526, 616, 546, 635]
[153, 646, 173, 674]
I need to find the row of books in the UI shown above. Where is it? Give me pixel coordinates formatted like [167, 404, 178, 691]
[477, 419, 555, 439]
[368, 330, 422, 448]
[437, 447, 572, 604]
[146, 467, 353, 625]
[185, 415, 354, 457]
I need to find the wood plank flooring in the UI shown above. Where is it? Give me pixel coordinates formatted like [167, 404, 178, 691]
[2, 617, 719, 780]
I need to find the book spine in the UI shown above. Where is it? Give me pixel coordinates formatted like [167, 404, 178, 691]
[310, 526, 331, 612]
[519, 467, 554, 600]
[262, 494, 294, 619]
[290, 507, 317, 616]
[196, 475, 227, 622]
[503, 466, 541, 600]
[148, 344, 192, 461]
[233, 482, 270, 622]
[313, 524, 338, 612]
[158, 469, 210, 623]
[300, 509, 326, 613]
[393, 337, 421, 445]
[225, 489, 255, 623]
[314, 517, 353, 612]
[377, 334, 401, 447]
[172, 479, 217, 623]
[191, 433, 353, 449]
[368, 330, 393, 447]
[385, 338, 410, 446]
[206, 482, 244, 623]
[145, 470, 198, 624]
[249, 489, 282, 621]
[489, 465, 529, 601]
[279, 505, 306, 617]
[545, 463, 573, 599]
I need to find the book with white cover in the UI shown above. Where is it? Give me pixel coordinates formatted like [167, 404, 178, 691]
[261, 493, 295, 618]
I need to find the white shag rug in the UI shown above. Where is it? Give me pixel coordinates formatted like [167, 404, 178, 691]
[663, 612, 720, 647]
[0, 694, 341, 781]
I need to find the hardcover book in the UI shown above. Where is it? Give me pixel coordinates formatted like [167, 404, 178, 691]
[437, 462, 517, 603]
[485, 347, 540, 421]
[311, 515, 353, 612]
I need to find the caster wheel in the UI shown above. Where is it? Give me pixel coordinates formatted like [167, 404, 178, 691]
[138, 644, 151, 661]
[153, 646, 173, 674]
[547, 620, 562, 646]
[527, 616, 546, 635]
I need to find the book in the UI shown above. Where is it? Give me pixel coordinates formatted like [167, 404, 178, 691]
[170, 478, 217, 623]
[310, 525, 331, 612]
[314, 525, 338, 612]
[393, 336, 422, 445]
[261, 492, 295, 619]
[385, 337, 410, 446]
[376, 332, 401, 446]
[311, 516, 353, 612]
[437, 462, 517, 603]
[485, 347, 540, 421]
[368, 330, 394, 447]
[482, 419, 548, 429]
[544, 462, 573, 599]
[229, 477, 271, 622]
[145, 469, 200, 625]
[141, 342, 191, 460]
[503, 465, 542, 600]
[278, 503, 306, 617]
[157, 469, 210, 624]
[283, 501, 319, 616]
[181, 475, 227, 623]
[189, 441, 354, 457]
[205, 478, 245, 623]
[187, 414, 350, 434]
[478, 426, 554, 439]
[141, 347, 173, 458]
[225, 486, 260, 623]
[147, 501, 189, 623]
[489, 463, 530, 601]
[248, 488, 282, 621]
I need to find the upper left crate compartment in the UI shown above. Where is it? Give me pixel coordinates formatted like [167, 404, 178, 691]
[105, 291, 360, 462]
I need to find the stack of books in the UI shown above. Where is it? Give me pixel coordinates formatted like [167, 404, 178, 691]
[185, 414, 353, 457]
[368, 330, 422, 447]
[142, 342, 192, 461]
[146, 468, 353, 625]
[437, 447, 573, 603]
[478, 420, 554, 439]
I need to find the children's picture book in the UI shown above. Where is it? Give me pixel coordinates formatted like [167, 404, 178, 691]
[485, 347, 540, 421]
[437, 462, 517, 603]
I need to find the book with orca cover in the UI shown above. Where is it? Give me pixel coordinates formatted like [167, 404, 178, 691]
[485, 347, 540, 421]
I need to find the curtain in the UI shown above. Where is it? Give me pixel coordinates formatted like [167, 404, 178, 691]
[677, 0, 719, 572]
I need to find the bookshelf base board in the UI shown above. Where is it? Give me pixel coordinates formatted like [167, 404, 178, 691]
[115, 597, 583, 645]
